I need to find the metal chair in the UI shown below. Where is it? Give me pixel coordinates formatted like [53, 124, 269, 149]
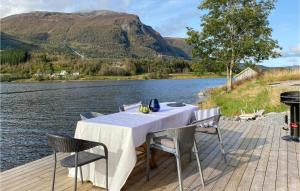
[119, 101, 142, 112]
[47, 134, 108, 191]
[146, 123, 205, 191]
[80, 112, 103, 120]
[193, 107, 226, 161]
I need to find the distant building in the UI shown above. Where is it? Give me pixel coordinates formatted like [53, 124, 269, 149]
[50, 73, 58, 79]
[72, 72, 80, 76]
[33, 73, 43, 77]
[234, 67, 258, 82]
[60, 70, 68, 76]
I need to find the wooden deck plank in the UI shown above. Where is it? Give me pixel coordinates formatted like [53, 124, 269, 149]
[249, 120, 276, 191]
[124, 127, 215, 190]
[160, 121, 239, 191]
[224, 120, 266, 191]
[276, 126, 288, 191]
[236, 120, 270, 191]
[135, 121, 235, 191]
[262, 119, 281, 191]
[188, 121, 251, 191]
[287, 137, 300, 191]
[207, 121, 259, 191]
[125, 122, 223, 190]
[0, 116, 299, 191]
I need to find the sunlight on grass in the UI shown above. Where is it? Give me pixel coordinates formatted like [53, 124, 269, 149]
[201, 69, 300, 116]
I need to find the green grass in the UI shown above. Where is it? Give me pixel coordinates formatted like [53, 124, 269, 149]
[169, 72, 224, 79]
[201, 69, 300, 116]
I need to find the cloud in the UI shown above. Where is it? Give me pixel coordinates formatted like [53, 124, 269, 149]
[0, 0, 133, 18]
[154, 10, 199, 37]
[281, 44, 300, 57]
[290, 44, 300, 55]
[260, 44, 300, 67]
[286, 58, 299, 64]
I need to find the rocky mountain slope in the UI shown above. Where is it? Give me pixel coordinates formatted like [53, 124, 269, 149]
[1, 11, 190, 59]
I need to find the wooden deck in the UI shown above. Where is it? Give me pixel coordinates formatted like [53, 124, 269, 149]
[1, 113, 299, 191]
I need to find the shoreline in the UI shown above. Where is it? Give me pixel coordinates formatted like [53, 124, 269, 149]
[1, 73, 226, 83]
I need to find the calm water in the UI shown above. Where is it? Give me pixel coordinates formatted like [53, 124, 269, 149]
[0, 78, 225, 171]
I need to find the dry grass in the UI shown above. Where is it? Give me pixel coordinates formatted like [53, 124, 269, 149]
[201, 69, 300, 116]
[262, 68, 300, 82]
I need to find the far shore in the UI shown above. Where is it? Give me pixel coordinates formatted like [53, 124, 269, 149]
[1, 72, 225, 83]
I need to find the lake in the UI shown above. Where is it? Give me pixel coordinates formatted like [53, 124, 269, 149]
[0, 78, 225, 171]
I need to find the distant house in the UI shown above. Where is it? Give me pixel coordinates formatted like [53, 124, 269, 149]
[33, 73, 43, 77]
[50, 73, 58, 79]
[72, 72, 80, 76]
[60, 70, 68, 76]
[234, 67, 258, 82]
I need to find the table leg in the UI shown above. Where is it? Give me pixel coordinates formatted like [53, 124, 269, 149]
[150, 148, 157, 169]
[136, 143, 158, 169]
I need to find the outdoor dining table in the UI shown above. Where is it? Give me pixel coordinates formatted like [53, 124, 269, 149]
[69, 102, 198, 191]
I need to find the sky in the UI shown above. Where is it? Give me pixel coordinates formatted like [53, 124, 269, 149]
[0, 0, 299, 67]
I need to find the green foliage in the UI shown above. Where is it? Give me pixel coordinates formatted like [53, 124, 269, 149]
[0, 32, 38, 51]
[187, 0, 281, 91]
[147, 71, 169, 79]
[0, 73, 30, 82]
[192, 60, 226, 74]
[0, 49, 29, 65]
[0, 51, 196, 81]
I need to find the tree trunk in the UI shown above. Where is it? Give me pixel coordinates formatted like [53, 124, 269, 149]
[226, 65, 231, 92]
[226, 59, 234, 92]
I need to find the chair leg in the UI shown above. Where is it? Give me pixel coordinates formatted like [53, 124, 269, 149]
[106, 158, 108, 191]
[51, 152, 57, 191]
[79, 166, 83, 184]
[216, 127, 227, 162]
[146, 137, 151, 181]
[74, 153, 78, 191]
[189, 150, 193, 163]
[194, 140, 205, 187]
[175, 154, 183, 191]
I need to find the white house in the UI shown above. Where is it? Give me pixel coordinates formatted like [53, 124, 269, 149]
[60, 70, 68, 76]
[234, 67, 258, 82]
[72, 72, 80, 76]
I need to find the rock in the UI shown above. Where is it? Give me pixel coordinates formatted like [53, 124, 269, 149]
[265, 112, 279, 116]
[198, 92, 206, 96]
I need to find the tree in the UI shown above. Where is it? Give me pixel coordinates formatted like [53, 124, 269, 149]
[186, 0, 281, 91]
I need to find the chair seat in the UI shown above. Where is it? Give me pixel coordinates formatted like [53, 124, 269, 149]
[153, 136, 175, 148]
[61, 151, 105, 167]
[196, 127, 217, 134]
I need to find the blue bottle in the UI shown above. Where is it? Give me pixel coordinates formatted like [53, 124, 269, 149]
[149, 99, 160, 112]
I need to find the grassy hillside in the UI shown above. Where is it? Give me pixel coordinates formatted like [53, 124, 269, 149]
[164, 37, 193, 57]
[0, 11, 189, 59]
[201, 69, 300, 116]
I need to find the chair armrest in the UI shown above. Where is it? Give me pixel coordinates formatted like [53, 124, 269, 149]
[96, 142, 108, 158]
[147, 130, 168, 139]
[74, 138, 108, 158]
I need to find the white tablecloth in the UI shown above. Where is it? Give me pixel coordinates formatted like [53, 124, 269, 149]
[69, 102, 198, 190]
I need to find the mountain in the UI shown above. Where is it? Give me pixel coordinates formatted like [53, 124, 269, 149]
[0, 11, 190, 59]
[164, 37, 193, 58]
[256, 64, 300, 70]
